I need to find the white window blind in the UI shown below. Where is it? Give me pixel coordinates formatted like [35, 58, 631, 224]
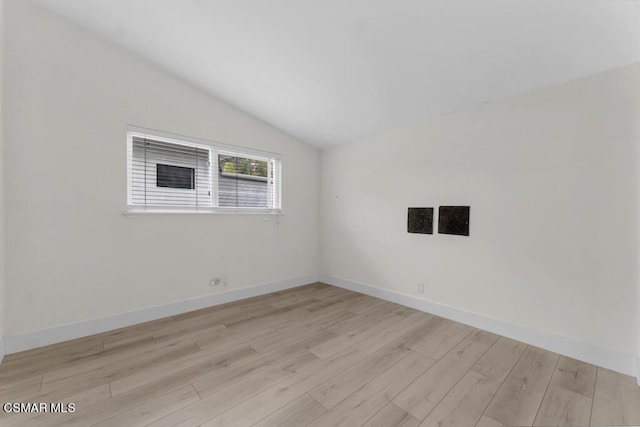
[127, 127, 282, 213]
[217, 152, 280, 209]
[130, 137, 212, 207]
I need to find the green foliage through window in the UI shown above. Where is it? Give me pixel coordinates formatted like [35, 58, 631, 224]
[219, 155, 268, 177]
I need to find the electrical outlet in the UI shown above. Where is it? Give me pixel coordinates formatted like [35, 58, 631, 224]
[210, 278, 222, 287]
[417, 283, 424, 293]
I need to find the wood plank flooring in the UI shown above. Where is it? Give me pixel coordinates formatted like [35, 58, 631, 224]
[0, 283, 638, 426]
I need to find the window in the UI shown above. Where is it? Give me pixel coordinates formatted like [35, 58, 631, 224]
[127, 126, 281, 213]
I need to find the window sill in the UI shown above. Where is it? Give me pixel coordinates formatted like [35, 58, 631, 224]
[122, 207, 282, 216]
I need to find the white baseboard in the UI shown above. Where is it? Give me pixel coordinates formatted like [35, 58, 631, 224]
[320, 274, 637, 378]
[4, 275, 318, 355]
[637, 358, 640, 386]
[0, 337, 5, 364]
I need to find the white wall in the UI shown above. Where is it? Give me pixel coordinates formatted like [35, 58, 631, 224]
[0, 0, 6, 360]
[321, 64, 640, 370]
[3, 0, 319, 338]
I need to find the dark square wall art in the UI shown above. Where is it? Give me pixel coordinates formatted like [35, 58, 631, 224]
[438, 206, 470, 236]
[407, 207, 434, 234]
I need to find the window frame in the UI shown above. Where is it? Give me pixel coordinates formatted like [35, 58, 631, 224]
[125, 125, 282, 215]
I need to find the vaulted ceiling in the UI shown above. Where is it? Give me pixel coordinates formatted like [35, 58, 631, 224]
[34, 0, 640, 147]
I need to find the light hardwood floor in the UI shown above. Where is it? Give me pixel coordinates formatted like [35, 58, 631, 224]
[0, 283, 638, 426]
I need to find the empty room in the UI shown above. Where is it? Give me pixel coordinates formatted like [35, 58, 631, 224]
[0, 0, 639, 426]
